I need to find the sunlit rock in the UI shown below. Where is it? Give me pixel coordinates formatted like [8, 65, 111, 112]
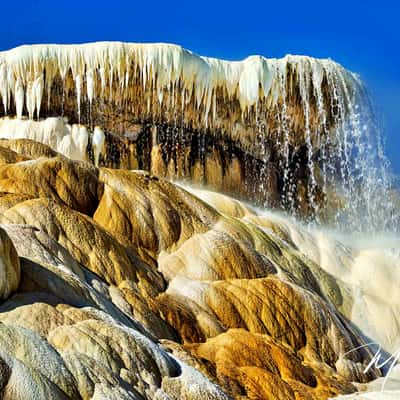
[0, 157, 102, 215]
[0, 140, 394, 399]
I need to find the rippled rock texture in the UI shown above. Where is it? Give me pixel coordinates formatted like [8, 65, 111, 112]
[0, 139, 395, 399]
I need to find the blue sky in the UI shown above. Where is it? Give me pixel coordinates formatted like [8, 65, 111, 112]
[1, 0, 399, 171]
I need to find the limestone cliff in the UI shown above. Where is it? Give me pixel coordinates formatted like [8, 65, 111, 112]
[0, 42, 380, 222]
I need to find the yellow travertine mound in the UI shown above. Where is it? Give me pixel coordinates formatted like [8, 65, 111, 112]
[0, 139, 395, 399]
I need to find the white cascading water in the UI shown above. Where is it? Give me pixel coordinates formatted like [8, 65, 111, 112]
[267, 57, 398, 234]
[323, 73, 398, 234]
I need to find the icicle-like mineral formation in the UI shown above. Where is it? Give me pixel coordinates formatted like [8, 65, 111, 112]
[0, 117, 91, 162]
[0, 42, 357, 143]
[0, 42, 395, 232]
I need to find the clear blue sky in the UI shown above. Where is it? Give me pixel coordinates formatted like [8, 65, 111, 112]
[1, 0, 399, 171]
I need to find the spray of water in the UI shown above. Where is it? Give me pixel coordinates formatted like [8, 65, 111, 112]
[268, 59, 399, 234]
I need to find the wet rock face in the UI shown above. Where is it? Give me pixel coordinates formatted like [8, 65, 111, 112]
[70, 120, 326, 216]
[0, 139, 391, 399]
